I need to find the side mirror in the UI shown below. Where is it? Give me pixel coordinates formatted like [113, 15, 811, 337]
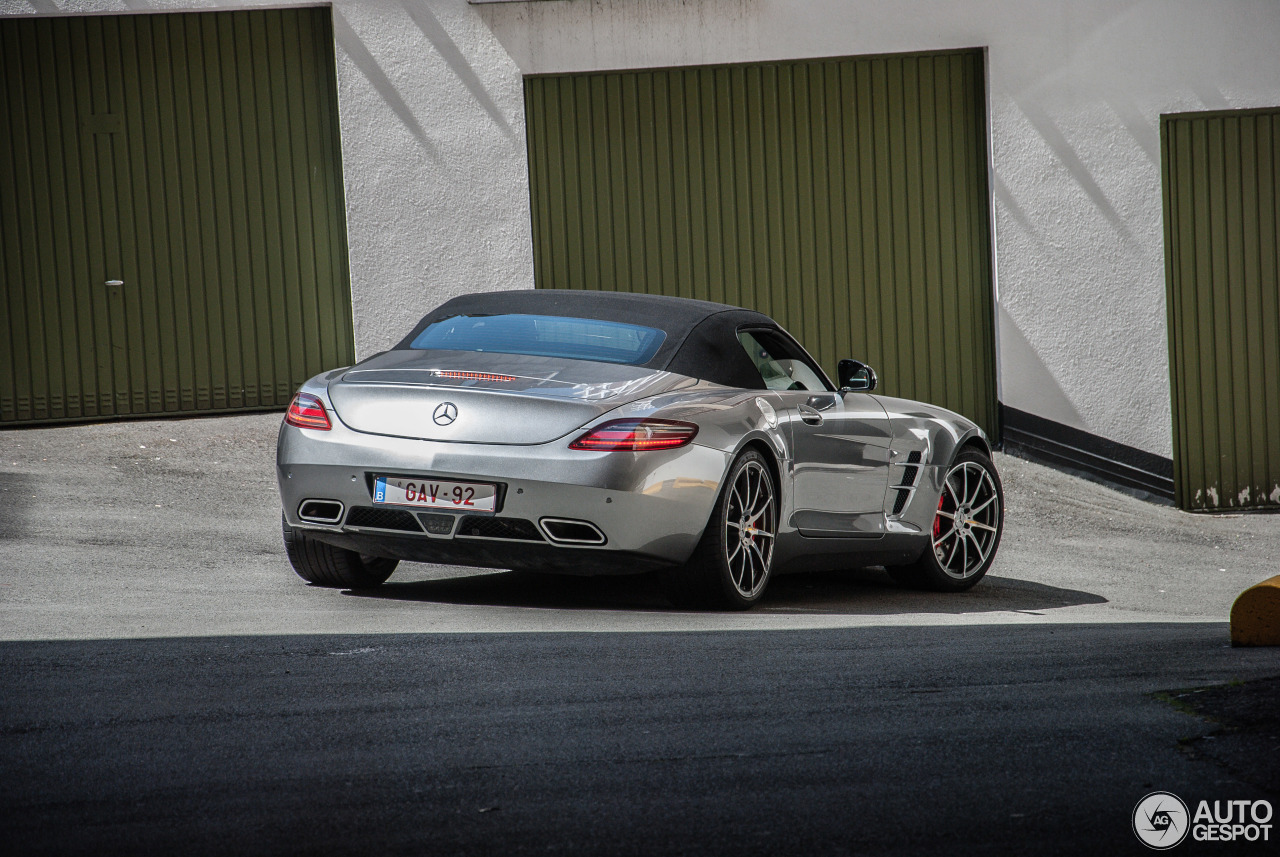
[838, 358, 878, 392]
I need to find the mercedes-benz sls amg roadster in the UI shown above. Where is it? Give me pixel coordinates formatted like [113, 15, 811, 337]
[277, 290, 1003, 609]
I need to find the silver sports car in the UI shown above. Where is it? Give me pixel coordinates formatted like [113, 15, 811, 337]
[277, 290, 1003, 609]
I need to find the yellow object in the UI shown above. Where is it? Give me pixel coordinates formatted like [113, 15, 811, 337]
[1230, 575, 1280, 646]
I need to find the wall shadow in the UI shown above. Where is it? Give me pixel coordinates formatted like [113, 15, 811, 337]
[332, 8, 439, 157]
[996, 305, 1090, 431]
[403, 0, 514, 137]
[343, 566, 1108, 615]
[992, 171, 1041, 239]
[1012, 96, 1134, 244]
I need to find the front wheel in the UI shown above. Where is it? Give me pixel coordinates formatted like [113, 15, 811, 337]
[889, 449, 1003, 592]
[282, 515, 397, 589]
[661, 449, 777, 610]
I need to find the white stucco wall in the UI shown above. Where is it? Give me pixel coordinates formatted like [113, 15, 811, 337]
[2, 0, 536, 358]
[474, 0, 1280, 459]
[326, 0, 532, 355]
[4, 0, 1279, 459]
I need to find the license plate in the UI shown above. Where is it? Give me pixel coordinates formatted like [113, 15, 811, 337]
[373, 476, 498, 512]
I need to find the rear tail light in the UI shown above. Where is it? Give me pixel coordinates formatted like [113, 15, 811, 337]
[569, 419, 698, 451]
[285, 392, 332, 430]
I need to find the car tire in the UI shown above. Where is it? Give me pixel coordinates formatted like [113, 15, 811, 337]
[889, 448, 1003, 592]
[282, 515, 397, 589]
[662, 449, 778, 610]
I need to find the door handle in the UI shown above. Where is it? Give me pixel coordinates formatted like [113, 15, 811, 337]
[797, 404, 823, 426]
[105, 280, 124, 287]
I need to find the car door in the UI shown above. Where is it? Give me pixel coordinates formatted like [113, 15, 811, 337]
[736, 330, 892, 536]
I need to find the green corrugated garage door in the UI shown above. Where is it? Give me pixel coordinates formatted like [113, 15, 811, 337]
[524, 50, 997, 436]
[0, 8, 353, 425]
[1162, 107, 1280, 511]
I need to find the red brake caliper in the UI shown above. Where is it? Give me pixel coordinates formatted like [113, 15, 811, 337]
[932, 492, 946, 541]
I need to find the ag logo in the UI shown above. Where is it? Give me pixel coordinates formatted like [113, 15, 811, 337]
[433, 402, 458, 426]
[1133, 792, 1190, 849]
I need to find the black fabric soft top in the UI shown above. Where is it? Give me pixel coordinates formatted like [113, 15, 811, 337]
[394, 289, 780, 389]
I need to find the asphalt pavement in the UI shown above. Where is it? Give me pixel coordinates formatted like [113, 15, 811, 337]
[1, 413, 1278, 855]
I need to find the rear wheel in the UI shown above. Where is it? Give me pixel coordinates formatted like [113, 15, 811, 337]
[282, 515, 397, 589]
[662, 449, 777, 610]
[889, 449, 1003, 592]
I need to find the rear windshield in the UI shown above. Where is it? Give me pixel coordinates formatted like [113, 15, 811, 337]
[408, 314, 667, 366]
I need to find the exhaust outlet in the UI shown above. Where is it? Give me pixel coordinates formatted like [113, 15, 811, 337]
[539, 518, 607, 546]
[298, 499, 344, 525]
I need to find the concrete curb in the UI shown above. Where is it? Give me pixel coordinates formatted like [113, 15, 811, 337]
[1230, 575, 1280, 646]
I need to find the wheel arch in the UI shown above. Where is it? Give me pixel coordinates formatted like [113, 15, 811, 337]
[955, 431, 992, 461]
[734, 435, 784, 497]
[663, 434, 780, 609]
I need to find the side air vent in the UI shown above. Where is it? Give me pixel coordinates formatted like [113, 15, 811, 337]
[540, 518, 608, 546]
[891, 451, 924, 517]
[898, 450, 923, 487]
[298, 499, 344, 525]
[345, 507, 423, 533]
[456, 516, 545, 542]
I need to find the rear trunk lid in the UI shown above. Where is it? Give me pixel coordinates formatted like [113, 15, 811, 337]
[327, 349, 688, 444]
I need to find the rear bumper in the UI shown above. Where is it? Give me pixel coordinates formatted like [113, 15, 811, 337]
[293, 527, 678, 575]
[277, 419, 729, 568]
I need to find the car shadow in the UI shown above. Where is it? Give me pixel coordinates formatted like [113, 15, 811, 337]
[342, 566, 1108, 615]
[0, 472, 32, 540]
[761, 569, 1109, 615]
